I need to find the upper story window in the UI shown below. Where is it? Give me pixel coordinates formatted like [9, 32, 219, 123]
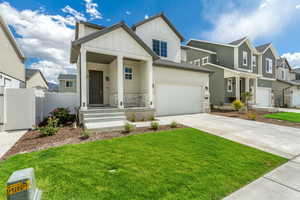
[296, 74, 300, 80]
[266, 58, 273, 74]
[202, 57, 209, 65]
[243, 51, 248, 66]
[193, 59, 201, 66]
[252, 55, 257, 67]
[124, 67, 133, 80]
[152, 39, 168, 58]
[66, 81, 73, 88]
[227, 78, 233, 92]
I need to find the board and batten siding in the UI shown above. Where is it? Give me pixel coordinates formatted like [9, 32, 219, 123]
[185, 49, 213, 64]
[0, 23, 25, 83]
[262, 48, 276, 79]
[134, 17, 181, 63]
[238, 42, 252, 71]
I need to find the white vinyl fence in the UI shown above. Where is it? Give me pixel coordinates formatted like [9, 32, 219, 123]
[0, 88, 79, 131]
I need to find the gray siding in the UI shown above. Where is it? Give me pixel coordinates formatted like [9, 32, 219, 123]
[262, 49, 275, 78]
[258, 79, 273, 88]
[238, 42, 252, 70]
[188, 41, 234, 69]
[253, 55, 258, 74]
[205, 64, 225, 105]
[185, 49, 212, 64]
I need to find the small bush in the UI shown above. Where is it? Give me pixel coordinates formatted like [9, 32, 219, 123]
[149, 115, 155, 121]
[170, 121, 178, 128]
[130, 113, 136, 122]
[151, 121, 159, 130]
[80, 130, 91, 139]
[50, 107, 74, 126]
[246, 112, 257, 121]
[38, 117, 59, 137]
[123, 123, 134, 134]
[232, 100, 245, 111]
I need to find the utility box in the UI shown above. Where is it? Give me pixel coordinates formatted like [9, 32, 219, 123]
[6, 168, 42, 200]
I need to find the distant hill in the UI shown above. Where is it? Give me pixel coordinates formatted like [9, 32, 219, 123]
[47, 82, 58, 92]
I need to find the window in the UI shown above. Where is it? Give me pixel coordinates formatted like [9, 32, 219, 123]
[124, 67, 133, 80]
[4, 78, 11, 87]
[243, 51, 248, 66]
[202, 57, 209, 65]
[66, 81, 73, 88]
[296, 74, 300, 80]
[266, 58, 273, 73]
[193, 59, 201, 66]
[227, 79, 233, 92]
[281, 70, 285, 80]
[252, 55, 257, 67]
[152, 40, 168, 57]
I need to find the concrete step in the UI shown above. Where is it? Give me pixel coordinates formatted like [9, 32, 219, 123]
[84, 116, 127, 123]
[85, 120, 127, 132]
[81, 108, 123, 114]
[83, 112, 125, 118]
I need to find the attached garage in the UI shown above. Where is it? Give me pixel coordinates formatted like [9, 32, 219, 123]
[292, 88, 300, 107]
[154, 60, 211, 116]
[256, 87, 272, 107]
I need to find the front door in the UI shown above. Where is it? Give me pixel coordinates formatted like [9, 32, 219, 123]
[89, 70, 103, 105]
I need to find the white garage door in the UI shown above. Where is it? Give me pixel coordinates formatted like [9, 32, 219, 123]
[256, 87, 271, 107]
[155, 84, 203, 116]
[292, 89, 300, 106]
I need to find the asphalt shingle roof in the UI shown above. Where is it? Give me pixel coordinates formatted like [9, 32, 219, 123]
[228, 37, 247, 45]
[58, 74, 76, 80]
[255, 43, 271, 53]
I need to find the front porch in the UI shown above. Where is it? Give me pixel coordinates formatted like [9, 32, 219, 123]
[79, 48, 154, 110]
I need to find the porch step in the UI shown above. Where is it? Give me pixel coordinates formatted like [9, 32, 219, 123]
[84, 116, 127, 123]
[83, 112, 125, 118]
[81, 108, 123, 114]
[85, 121, 127, 132]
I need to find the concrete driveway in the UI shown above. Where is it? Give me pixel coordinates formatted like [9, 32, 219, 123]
[158, 113, 300, 159]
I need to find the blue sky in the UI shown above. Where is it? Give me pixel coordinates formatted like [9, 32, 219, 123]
[1, 0, 300, 82]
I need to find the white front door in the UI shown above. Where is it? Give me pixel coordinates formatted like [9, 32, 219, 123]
[155, 84, 203, 116]
[256, 87, 271, 107]
[292, 89, 300, 106]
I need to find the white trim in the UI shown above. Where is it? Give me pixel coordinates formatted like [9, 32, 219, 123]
[266, 58, 273, 74]
[227, 78, 233, 92]
[181, 45, 217, 55]
[202, 56, 209, 65]
[234, 47, 239, 69]
[243, 51, 248, 66]
[252, 55, 257, 68]
[262, 44, 280, 59]
[188, 38, 236, 48]
[258, 76, 276, 81]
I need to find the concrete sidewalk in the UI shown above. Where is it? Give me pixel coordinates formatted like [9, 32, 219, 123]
[224, 156, 300, 200]
[0, 130, 26, 158]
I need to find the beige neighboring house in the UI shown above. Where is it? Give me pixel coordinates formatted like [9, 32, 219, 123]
[58, 74, 77, 93]
[0, 14, 26, 88]
[25, 69, 48, 89]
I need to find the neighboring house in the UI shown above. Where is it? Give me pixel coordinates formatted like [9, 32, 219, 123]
[293, 68, 300, 81]
[70, 13, 211, 129]
[58, 74, 77, 93]
[273, 59, 300, 107]
[185, 37, 279, 107]
[0, 14, 26, 88]
[25, 68, 48, 90]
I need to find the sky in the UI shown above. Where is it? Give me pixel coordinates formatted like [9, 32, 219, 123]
[1, 0, 300, 83]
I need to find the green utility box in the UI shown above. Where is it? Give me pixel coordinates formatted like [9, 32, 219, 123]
[6, 168, 42, 200]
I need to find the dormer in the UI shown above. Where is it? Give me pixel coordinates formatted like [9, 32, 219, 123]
[132, 13, 184, 63]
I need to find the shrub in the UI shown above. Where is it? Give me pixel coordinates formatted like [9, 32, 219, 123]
[38, 117, 59, 137]
[80, 130, 92, 139]
[123, 123, 134, 134]
[232, 100, 245, 111]
[50, 107, 74, 126]
[151, 122, 159, 130]
[246, 112, 257, 121]
[170, 121, 178, 128]
[149, 115, 155, 121]
[130, 113, 136, 122]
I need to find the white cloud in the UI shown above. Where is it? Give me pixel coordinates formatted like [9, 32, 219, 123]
[126, 11, 131, 15]
[144, 14, 149, 19]
[106, 18, 111, 22]
[282, 52, 300, 68]
[62, 5, 86, 22]
[202, 0, 300, 42]
[0, 2, 76, 83]
[83, 0, 102, 19]
[296, 4, 300, 9]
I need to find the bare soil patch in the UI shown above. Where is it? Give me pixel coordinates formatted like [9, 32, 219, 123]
[2, 124, 185, 160]
[212, 110, 300, 128]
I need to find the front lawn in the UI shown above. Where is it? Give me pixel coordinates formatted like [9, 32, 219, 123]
[264, 112, 300, 123]
[0, 128, 286, 200]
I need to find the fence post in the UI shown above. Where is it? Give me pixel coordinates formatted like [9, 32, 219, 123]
[6, 168, 42, 200]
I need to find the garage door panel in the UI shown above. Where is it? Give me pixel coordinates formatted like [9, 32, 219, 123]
[257, 87, 271, 107]
[156, 84, 202, 116]
[293, 90, 300, 106]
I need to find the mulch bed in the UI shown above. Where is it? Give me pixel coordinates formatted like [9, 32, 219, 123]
[212, 110, 300, 128]
[1, 124, 186, 161]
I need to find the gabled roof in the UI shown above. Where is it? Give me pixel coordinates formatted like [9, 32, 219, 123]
[255, 43, 271, 53]
[70, 21, 159, 63]
[0, 14, 25, 63]
[228, 37, 248, 45]
[132, 12, 185, 42]
[187, 39, 236, 48]
[181, 45, 217, 55]
[277, 57, 292, 70]
[25, 68, 48, 86]
[58, 74, 76, 80]
[75, 21, 106, 40]
[154, 59, 213, 73]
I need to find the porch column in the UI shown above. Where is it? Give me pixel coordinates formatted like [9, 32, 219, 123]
[245, 77, 250, 92]
[235, 76, 240, 101]
[80, 48, 87, 110]
[117, 55, 124, 108]
[147, 60, 154, 108]
[253, 78, 258, 104]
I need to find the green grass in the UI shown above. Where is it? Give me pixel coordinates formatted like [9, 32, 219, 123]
[0, 128, 287, 200]
[264, 112, 300, 123]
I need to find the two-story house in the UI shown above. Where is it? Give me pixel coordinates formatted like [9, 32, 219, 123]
[0, 14, 26, 88]
[185, 37, 279, 107]
[58, 74, 77, 93]
[273, 58, 300, 107]
[70, 13, 212, 130]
